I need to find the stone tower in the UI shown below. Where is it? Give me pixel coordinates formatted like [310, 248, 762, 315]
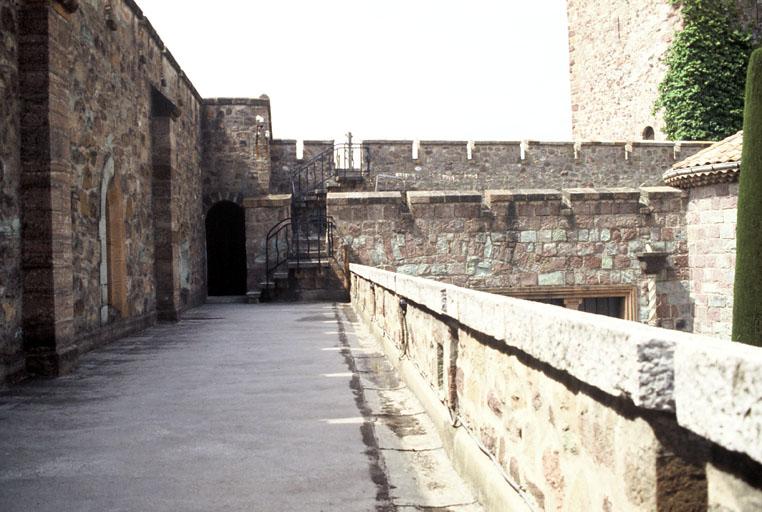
[566, 0, 761, 142]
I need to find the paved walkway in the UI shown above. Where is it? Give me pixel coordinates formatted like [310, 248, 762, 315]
[0, 303, 481, 512]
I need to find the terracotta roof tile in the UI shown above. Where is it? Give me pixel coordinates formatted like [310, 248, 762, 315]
[672, 131, 743, 170]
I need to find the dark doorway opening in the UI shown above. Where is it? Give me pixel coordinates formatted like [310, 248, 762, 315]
[206, 201, 247, 296]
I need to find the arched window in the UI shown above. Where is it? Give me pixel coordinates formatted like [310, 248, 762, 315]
[642, 126, 655, 140]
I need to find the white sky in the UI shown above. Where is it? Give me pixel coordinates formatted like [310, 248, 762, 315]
[138, 0, 573, 141]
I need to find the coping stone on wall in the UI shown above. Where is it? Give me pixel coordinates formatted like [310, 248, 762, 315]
[484, 189, 562, 206]
[406, 191, 483, 205]
[639, 186, 685, 206]
[563, 187, 642, 201]
[326, 191, 402, 206]
[675, 338, 762, 465]
[242, 194, 291, 208]
[350, 264, 699, 412]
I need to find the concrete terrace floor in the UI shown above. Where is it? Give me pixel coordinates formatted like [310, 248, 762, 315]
[0, 302, 482, 512]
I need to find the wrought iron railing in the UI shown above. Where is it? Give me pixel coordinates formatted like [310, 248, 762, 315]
[264, 218, 292, 284]
[264, 215, 338, 286]
[333, 143, 371, 179]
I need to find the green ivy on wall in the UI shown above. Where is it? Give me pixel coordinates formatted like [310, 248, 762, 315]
[654, 0, 754, 141]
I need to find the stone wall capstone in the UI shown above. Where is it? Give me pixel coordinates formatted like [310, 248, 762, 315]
[351, 264, 762, 511]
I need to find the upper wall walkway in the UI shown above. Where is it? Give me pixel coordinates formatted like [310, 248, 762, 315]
[0, 303, 481, 512]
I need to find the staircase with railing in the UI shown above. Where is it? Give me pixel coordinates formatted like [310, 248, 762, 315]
[255, 141, 368, 301]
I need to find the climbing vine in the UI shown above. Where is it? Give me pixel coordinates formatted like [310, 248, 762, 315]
[653, 0, 754, 141]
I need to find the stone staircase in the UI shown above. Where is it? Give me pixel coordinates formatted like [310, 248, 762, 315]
[252, 142, 368, 302]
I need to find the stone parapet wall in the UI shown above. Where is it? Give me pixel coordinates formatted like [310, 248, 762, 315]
[351, 264, 762, 511]
[270, 139, 333, 194]
[271, 139, 710, 191]
[328, 187, 691, 330]
[366, 140, 710, 190]
[686, 182, 738, 339]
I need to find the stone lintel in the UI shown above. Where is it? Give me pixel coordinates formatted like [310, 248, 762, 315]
[406, 191, 482, 205]
[326, 191, 402, 206]
[243, 194, 291, 208]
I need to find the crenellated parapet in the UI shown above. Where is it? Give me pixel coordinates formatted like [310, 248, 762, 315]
[275, 139, 711, 192]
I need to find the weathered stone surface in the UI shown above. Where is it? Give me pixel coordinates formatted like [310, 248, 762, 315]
[244, 195, 290, 290]
[361, 139, 709, 191]
[334, 187, 692, 331]
[707, 463, 762, 511]
[0, 0, 23, 384]
[326, 191, 401, 206]
[675, 338, 762, 465]
[686, 182, 737, 339]
[567, 0, 679, 141]
[350, 266, 732, 511]
[567, 0, 762, 141]
[269, 139, 332, 195]
[352, 264, 686, 411]
[3, 0, 208, 377]
[202, 98, 272, 203]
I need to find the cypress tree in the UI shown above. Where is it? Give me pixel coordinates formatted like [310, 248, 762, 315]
[732, 48, 762, 345]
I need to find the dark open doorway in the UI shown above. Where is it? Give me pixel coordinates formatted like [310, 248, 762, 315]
[206, 201, 247, 296]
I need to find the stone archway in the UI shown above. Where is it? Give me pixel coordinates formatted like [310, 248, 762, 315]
[205, 201, 247, 296]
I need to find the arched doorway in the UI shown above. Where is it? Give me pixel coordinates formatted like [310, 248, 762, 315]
[205, 201, 247, 296]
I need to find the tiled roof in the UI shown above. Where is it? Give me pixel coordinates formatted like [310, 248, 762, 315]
[672, 131, 743, 169]
[663, 131, 742, 188]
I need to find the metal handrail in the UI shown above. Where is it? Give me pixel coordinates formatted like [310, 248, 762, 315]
[265, 218, 292, 285]
[264, 215, 338, 285]
[290, 143, 370, 200]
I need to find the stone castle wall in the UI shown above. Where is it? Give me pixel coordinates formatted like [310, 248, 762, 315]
[566, 0, 681, 141]
[0, 0, 22, 384]
[202, 98, 272, 206]
[567, 0, 762, 142]
[327, 188, 691, 330]
[3, 0, 208, 379]
[686, 182, 738, 339]
[351, 264, 762, 511]
[269, 139, 333, 195]
[273, 139, 710, 191]
[57, 0, 206, 336]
